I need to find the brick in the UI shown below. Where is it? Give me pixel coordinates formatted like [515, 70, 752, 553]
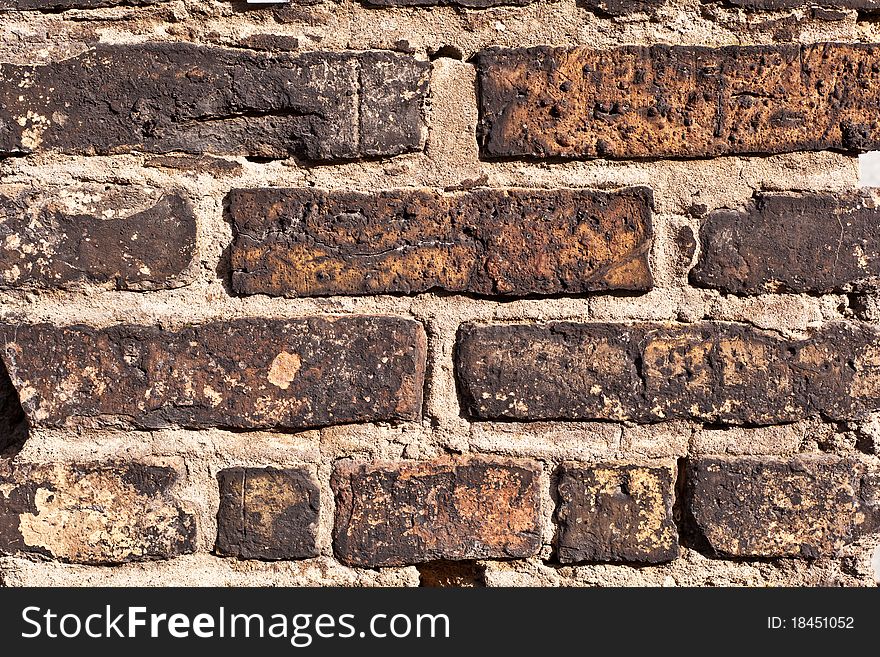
[228, 187, 653, 297]
[0, 0, 165, 8]
[456, 321, 880, 425]
[556, 462, 678, 563]
[0, 186, 195, 290]
[0, 462, 195, 565]
[215, 467, 320, 560]
[691, 192, 880, 295]
[578, 0, 664, 15]
[0, 317, 426, 430]
[475, 44, 880, 161]
[0, 44, 429, 160]
[361, 0, 533, 5]
[725, 0, 880, 10]
[687, 456, 867, 558]
[332, 457, 542, 566]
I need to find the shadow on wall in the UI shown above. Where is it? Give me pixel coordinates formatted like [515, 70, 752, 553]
[859, 152, 880, 187]
[0, 359, 27, 458]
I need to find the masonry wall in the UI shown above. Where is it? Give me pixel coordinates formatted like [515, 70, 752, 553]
[1, 0, 880, 587]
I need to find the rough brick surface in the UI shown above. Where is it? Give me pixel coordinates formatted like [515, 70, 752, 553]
[476, 44, 880, 161]
[456, 321, 880, 425]
[215, 467, 320, 561]
[687, 456, 867, 558]
[578, 0, 664, 15]
[691, 192, 880, 295]
[0, 45, 429, 160]
[0, 462, 195, 564]
[556, 462, 678, 563]
[361, 0, 533, 5]
[724, 0, 880, 10]
[0, 317, 426, 430]
[0, 0, 164, 7]
[228, 187, 653, 297]
[0, 187, 195, 290]
[332, 457, 542, 566]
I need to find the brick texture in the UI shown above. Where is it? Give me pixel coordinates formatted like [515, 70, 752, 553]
[0, 0, 165, 7]
[456, 321, 880, 425]
[556, 462, 678, 563]
[0, 186, 195, 290]
[228, 187, 653, 297]
[691, 192, 880, 295]
[0, 317, 426, 430]
[687, 456, 868, 558]
[0, 45, 429, 160]
[476, 44, 880, 160]
[215, 467, 320, 561]
[0, 462, 195, 564]
[332, 457, 542, 566]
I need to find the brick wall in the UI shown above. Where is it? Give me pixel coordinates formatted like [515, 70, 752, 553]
[1, 0, 879, 587]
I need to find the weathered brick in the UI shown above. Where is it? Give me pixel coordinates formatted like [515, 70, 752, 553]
[475, 44, 880, 161]
[578, 0, 664, 15]
[556, 462, 678, 563]
[456, 321, 880, 425]
[361, 0, 533, 5]
[724, 0, 880, 10]
[0, 186, 195, 290]
[332, 457, 542, 566]
[215, 467, 320, 560]
[687, 456, 867, 558]
[228, 187, 653, 297]
[0, 317, 426, 430]
[0, 44, 429, 160]
[0, 462, 195, 565]
[691, 192, 880, 295]
[0, 0, 165, 8]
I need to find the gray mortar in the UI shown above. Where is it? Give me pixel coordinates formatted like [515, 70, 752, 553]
[0, 1, 879, 586]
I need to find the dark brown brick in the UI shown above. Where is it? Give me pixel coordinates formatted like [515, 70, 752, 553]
[0, 317, 426, 430]
[0, 0, 165, 8]
[456, 321, 880, 425]
[578, 0, 664, 15]
[361, 0, 533, 5]
[0, 186, 195, 291]
[725, 0, 880, 10]
[215, 467, 320, 560]
[0, 462, 195, 565]
[691, 192, 880, 295]
[228, 187, 653, 297]
[0, 44, 429, 160]
[332, 457, 542, 566]
[687, 456, 867, 558]
[476, 44, 880, 161]
[556, 462, 678, 563]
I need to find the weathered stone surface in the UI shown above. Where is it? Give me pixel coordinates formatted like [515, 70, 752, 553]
[0, 317, 426, 430]
[332, 457, 542, 566]
[687, 456, 867, 558]
[723, 0, 880, 10]
[691, 192, 880, 295]
[0, 462, 195, 564]
[556, 462, 678, 563]
[0, 45, 429, 160]
[0, 186, 195, 290]
[361, 0, 533, 5]
[578, 0, 664, 15]
[0, 0, 164, 8]
[215, 467, 320, 560]
[228, 187, 653, 297]
[475, 44, 880, 160]
[456, 321, 880, 425]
